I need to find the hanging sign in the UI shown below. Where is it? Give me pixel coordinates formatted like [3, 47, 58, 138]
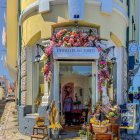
[53, 47, 99, 60]
[120, 108, 136, 129]
[129, 41, 138, 56]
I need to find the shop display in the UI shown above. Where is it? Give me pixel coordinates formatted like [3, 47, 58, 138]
[90, 116, 109, 133]
[100, 104, 119, 124]
[41, 28, 118, 137]
[42, 29, 114, 88]
[48, 101, 62, 139]
[79, 124, 93, 140]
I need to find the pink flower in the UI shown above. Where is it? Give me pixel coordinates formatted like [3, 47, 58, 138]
[99, 61, 107, 65]
[83, 42, 89, 47]
[63, 35, 70, 42]
[58, 40, 63, 46]
[88, 36, 93, 42]
[51, 36, 56, 42]
[56, 33, 62, 39]
[73, 42, 79, 47]
[68, 38, 74, 45]
[45, 46, 53, 56]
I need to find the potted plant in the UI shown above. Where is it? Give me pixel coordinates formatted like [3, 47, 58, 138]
[79, 124, 93, 140]
[79, 129, 93, 140]
[48, 101, 62, 139]
[49, 122, 62, 139]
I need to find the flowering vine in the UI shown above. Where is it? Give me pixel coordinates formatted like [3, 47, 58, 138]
[98, 61, 112, 93]
[42, 28, 113, 95]
[42, 29, 99, 81]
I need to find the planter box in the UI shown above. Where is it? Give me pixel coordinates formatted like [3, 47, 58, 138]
[95, 133, 113, 140]
[51, 130, 59, 140]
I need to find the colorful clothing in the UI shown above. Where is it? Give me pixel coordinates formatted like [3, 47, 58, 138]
[63, 97, 73, 112]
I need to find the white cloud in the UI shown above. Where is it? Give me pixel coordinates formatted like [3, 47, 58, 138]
[2, 26, 6, 46]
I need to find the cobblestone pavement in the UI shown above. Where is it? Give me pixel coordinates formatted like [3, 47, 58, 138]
[0, 102, 140, 140]
[0, 100, 6, 118]
[0, 102, 30, 140]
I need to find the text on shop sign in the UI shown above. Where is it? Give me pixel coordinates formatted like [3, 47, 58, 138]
[53, 47, 99, 59]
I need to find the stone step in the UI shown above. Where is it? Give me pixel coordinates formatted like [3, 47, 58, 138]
[26, 113, 39, 116]
[25, 113, 39, 119]
[59, 131, 79, 139]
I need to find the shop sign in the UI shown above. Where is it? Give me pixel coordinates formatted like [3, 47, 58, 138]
[120, 108, 136, 129]
[129, 41, 139, 56]
[53, 47, 99, 60]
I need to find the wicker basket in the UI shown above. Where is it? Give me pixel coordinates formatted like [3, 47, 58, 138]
[92, 124, 108, 133]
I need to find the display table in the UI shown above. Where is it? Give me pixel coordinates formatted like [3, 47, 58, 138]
[93, 124, 120, 140]
[95, 133, 113, 140]
[111, 124, 120, 139]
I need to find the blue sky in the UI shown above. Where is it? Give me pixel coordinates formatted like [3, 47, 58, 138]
[0, 0, 13, 82]
[0, 0, 139, 88]
[132, 59, 140, 92]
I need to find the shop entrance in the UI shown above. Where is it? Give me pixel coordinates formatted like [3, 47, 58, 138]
[59, 62, 96, 126]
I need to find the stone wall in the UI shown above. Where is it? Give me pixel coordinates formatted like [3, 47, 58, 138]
[18, 106, 36, 135]
[21, 47, 33, 106]
[26, 47, 33, 105]
[21, 48, 27, 106]
[18, 106, 49, 136]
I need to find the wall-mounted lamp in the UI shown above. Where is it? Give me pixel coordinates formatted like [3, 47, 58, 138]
[35, 44, 41, 62]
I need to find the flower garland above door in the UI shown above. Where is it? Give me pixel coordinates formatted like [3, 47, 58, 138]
[41, 28, 115, 96]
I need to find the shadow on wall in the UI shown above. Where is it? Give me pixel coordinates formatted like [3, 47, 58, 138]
[18, 105, 49, 135]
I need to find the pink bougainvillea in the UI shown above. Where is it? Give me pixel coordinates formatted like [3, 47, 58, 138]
[45, 45, 53, 56]
[50, 29, 99, 47]
[43, 28, 112, 95]
[43, 29, 100, 81]
[98, 61, 111, 93]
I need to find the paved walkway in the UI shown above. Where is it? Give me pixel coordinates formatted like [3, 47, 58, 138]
[0, 102, 30, 140]
[0, 100, 6, 118]
[0, 102, 80, 140]
[0, 102, 140, 140]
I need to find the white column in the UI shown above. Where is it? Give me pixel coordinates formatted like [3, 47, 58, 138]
[53, 60, 60, 119]
[41, 80, 49, 106]
[102, 84, 110, 105]
[95, 60, 98, 102]
[92, 62, 96, 111]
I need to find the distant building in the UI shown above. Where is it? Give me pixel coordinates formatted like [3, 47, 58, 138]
[0, 86, 5, 100]
[0, 75, 14, 96]
[0, 76, 7, 95]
